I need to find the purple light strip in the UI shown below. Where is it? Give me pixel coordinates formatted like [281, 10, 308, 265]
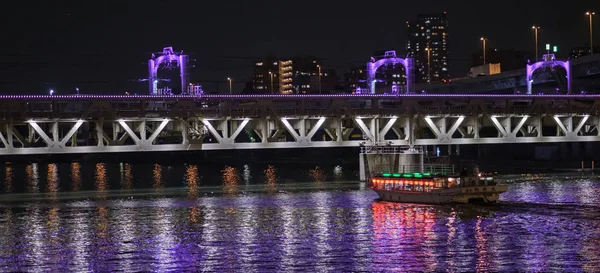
[0, 94, 599, 99]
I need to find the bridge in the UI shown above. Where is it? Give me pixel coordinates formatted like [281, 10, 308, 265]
[1, 94, 600, 155]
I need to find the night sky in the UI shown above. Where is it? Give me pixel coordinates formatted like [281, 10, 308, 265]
[0, 0, 596, 94]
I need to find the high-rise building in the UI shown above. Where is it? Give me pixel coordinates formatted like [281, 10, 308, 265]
[406, 12, 449, 83]
[252, 57, 337, 94]
[252, 57, 279, 94]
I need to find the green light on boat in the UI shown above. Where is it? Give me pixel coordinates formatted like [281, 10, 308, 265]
[402, 173, 412, 178]
[382, 173, 391, 177]
[413, 173, 423, 178]
[392, 173, 401, 177]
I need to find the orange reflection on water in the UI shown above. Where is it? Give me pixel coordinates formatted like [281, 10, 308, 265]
[95, 163, 108, 193]
[185, 165, 201, 199]
[124, 163, 133, 189]
[46, 164, 59, 195]
[3, 165, 13, 193]
[25, 163, 39, 193]
[71, 162, 82, 191]
[96, 207, 109, 238]
[475, 216, 492, 272]
[189, 206, 202, 223]
[46, 207, 61, 249]
[371, 202, 437, 271]
[152, 163, 163, 189]
[121, 163, 133, 190]
[264, 165, 278, 193]
[309, 166, 327, 182]
[47, 207, 59, 231]
[185, 165, 203, 222]
[222, 166, 240, 196]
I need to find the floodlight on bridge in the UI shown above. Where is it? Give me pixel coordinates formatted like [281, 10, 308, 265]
[366, 50, 414, 94]
[148, 47, 190, 95]
[526, 54, 571, 95]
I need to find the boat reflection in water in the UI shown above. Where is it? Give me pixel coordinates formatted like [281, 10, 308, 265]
[371, 202, 438, 272]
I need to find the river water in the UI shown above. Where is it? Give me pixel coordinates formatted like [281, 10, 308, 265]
[0, 162, 599, 272]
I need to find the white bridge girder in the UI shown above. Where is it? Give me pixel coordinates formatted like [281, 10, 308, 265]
[0, 113, 599, 155]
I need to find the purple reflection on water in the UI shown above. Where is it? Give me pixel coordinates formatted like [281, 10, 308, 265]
[0, 169, 600, 271]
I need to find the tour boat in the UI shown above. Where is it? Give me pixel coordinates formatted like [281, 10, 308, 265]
[368, 168, 509, 204]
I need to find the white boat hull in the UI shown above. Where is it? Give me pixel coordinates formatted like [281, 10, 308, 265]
[371, 184, 509, 204]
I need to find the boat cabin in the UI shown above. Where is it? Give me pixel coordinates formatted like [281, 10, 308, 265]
[369, 172, 497, 193]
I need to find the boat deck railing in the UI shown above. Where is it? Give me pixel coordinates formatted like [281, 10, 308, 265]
[422, 164, 455, 175]
[359, 144, 424, 155]
[371, 164, 455, 177]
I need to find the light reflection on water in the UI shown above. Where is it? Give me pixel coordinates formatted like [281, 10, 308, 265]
[0, 163, 599, 271]
[71, 162, 81, 192]
[3, 165, 12, 193]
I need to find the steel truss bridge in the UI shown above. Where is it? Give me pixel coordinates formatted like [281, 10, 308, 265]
[1, 94, 600, 155]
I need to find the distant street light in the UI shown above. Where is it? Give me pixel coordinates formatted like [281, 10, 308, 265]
[268, 71, 274, 94]
[316, 64, 322, 94]
[76, 87, 79, 95]
[480, 37, 487, 65]
[587, 11, 595, 55]
[532, 26, 540, 62]
[49, 89, 54, 96]
[227, 77, 232, 94]
[425, 48, 431, 83]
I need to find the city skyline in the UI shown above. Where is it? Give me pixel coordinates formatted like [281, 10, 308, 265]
[0, 1, 596, 94]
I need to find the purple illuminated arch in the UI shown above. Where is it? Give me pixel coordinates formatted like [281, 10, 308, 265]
[526, 54, 571, 94]
[366, 50, 414, 94]
[148, 47, 190, 95]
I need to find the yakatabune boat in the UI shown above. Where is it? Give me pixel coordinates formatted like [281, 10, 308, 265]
[368, 168, 508, 204]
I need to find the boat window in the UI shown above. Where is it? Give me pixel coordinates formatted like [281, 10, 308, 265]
[434, 178, 445, 188]
[448, 178, 456, 187]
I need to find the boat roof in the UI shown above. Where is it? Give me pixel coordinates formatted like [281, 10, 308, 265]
[375, 172, 437, 179]
[373, 172, 495, 179]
